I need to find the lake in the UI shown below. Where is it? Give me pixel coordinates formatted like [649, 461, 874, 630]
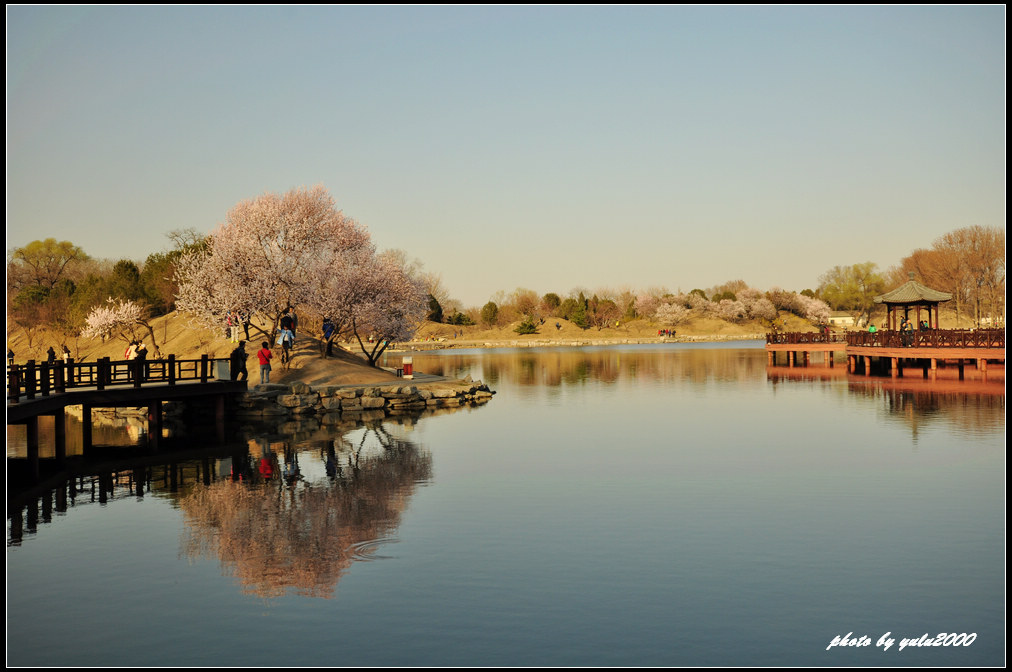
[6, 342, 1005, 666]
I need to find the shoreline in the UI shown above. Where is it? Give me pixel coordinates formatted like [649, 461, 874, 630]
[384, 333, 768, 353]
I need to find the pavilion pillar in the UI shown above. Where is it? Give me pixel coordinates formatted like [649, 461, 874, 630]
[767, 351, 773, 366]
[865, 356, 872, 376]
[788, 351, 794, 368]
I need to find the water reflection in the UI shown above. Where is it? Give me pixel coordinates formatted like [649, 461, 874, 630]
[405, 343, 769, 388]
[9, 414, 436, 601]
[179, 424, 431, 599]
[847, 380, 1005, 441]
[409, 344, 1004, 440]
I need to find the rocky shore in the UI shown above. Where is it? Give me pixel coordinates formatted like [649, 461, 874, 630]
[234, 376, 495, 421]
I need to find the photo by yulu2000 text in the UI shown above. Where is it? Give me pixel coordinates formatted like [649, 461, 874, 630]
[827, 632, 977, 652]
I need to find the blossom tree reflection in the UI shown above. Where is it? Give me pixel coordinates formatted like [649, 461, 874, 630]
[179, 426, 432, 598]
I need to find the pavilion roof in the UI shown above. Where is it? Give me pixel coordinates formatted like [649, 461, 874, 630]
[874, 278, 952, 304]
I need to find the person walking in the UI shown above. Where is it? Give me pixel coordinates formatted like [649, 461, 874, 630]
[257, 341, 273, 384]
[133, 342, 148, 382]
[277, 327, 294, 365]
[229, 341, 248, 382]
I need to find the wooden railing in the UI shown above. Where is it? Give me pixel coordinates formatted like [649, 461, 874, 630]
[765, 331, 847, 345]
[7, 356, 226, 404]
[766, 329, 1005, 349]
[846, 328, 1005, 349]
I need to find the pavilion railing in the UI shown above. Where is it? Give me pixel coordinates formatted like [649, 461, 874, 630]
[846, 328, 1005, 349]
[766, 329, 1005, 349]
[765, 332, 847, 345]
[7, 355, 228, 404]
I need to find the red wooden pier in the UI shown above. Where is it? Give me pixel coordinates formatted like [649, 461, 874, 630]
[766, 329, 1005, 380]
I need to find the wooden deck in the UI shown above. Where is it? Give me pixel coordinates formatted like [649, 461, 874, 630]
[7, 356, 249, 482]
[765, 329, 1005, 379]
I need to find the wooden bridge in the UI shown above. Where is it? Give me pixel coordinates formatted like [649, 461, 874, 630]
[7, 356, 248, 481]
[766, 328, 1005, 379]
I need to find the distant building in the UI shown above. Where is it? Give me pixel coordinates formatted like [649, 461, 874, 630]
[828, 312, 856, 328]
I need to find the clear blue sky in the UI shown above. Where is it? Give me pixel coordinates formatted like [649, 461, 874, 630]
[7, 5, 1005, 307]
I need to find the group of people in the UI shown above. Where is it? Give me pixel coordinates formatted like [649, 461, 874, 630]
[867, 317, 932, 347]
[226, 311, 251, 343]
[229, 340, 277, 385]
[44, 345, 73, 364]
[657, 329, 676, 338]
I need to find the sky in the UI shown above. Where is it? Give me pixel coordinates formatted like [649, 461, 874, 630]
[6, 5, 1006, 307]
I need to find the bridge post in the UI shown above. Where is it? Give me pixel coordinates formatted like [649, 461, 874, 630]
[40, 362, 51, 396]
[66, 358, 75, 386]
[168, 355, 176, 385]
[25, 360, 37, 399]
[81, 404, 93, 451]
[97, 358, 108, 391]
[215, 394, 226, 443]
[8, 363, 21, 403]
[148, 402, 162, 451]
[55, 361, 66, 393]
[26, 417, 40, 481]
[54, 409, 66, 465]
[201, 355, 209, 383]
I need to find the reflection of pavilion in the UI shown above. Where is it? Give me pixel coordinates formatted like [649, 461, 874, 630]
[844, 377, 1005, 442]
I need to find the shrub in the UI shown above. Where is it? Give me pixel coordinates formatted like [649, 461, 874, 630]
[514, 316, 538, 335]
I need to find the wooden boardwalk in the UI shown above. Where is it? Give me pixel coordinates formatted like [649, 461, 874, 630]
[766, 329, 1005, 379]
[7, 356, 248, 481]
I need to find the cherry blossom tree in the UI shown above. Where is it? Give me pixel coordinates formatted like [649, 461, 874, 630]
[81, 298, 162, 357]
[175, 185, 371, 340]
[346, 251, 428, 367]
[797, 294, 831, 325]
[655, 302, 690, 325]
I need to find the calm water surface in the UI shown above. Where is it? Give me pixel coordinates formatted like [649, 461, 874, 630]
[6, 342, 1005, 666]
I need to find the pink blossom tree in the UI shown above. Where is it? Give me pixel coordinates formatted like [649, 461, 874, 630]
[797, 294, 832, 325]
[175, 185, 371, 340]
[81, 298, 162, 357]
[346, 251, 428, 367]
[655, 302, 690, 326]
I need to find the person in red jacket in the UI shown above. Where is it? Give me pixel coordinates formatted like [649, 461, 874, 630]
[256, 341, 273, 384]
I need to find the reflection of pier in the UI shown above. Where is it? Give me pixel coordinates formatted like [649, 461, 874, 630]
[765, 330, 1005, 380]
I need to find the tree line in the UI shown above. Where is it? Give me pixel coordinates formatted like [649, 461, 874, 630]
[816, 225, 1004, 328]
[7, 191, 1003, 362]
